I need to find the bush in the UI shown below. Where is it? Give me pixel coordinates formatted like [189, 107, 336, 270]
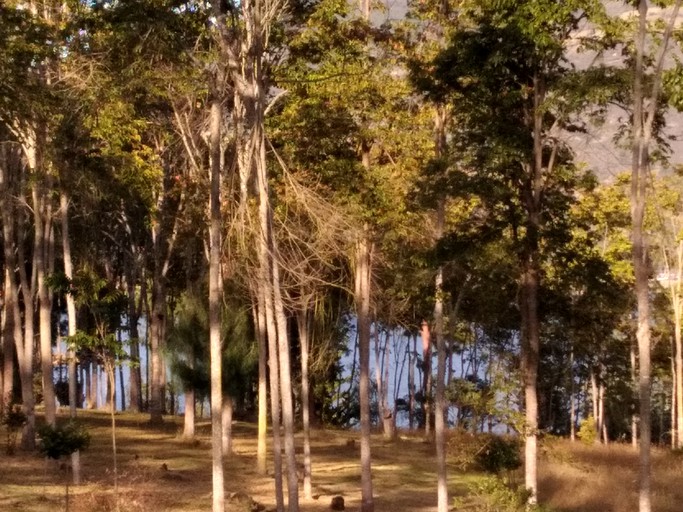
[38, 420, 90, 460]
[455, 476, 555, 512]
[577, 417, 597, 445]
[2, 404, 27, 455]
[475, 435, 522, 474]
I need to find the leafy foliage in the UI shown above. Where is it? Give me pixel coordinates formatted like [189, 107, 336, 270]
[475, 435, 523, 474]
[38, 420, 90, 460]
[2, 404, 27, 456]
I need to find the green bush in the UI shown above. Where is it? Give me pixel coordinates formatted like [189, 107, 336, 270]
[577, 417, 597, 445]
[455, 476, 555, 512]
[475, 435, 522, 474]
[38, 420, 90, 460]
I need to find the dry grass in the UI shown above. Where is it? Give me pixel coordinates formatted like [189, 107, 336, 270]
[1, 411, 682, 511]
[540, 439, 683, 512]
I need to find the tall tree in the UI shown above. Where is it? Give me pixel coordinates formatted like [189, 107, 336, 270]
[415, 0, 608, 500]
[629, 2, 682, 509]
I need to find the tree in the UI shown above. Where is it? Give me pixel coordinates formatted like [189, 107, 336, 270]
[417, 0, 608, 501]
[628, 2, 682, 509]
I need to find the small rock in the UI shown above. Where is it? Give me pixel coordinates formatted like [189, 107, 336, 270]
[330, 495, 345, 510]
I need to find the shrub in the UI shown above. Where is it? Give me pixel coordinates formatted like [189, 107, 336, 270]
[475, 435, 522, 474]
[455, 476, 555, 512]
[577, 417, 597, 445]
[448, 428, 483, 470]
[38, 420, 90, 460]
[2, 404, 27, 455]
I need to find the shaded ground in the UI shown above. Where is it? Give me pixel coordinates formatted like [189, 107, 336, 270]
[1, 410, 682, 511]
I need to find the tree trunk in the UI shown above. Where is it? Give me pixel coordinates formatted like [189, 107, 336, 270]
[149, 277, 166, 424]
[590, 367, 600, 441]
[420, 320, 432, 434]
[17, 219, 37, 449]
[183, 344, 196, 440]
[222, 395, 233, 456]
[208, 93, 224, 512]
[255, 305, 268, 475]
[517, 71, 546, 506]
[34, 181, 56, 426]
[126, 268, 143, 413]
[631, 338, 638, 448]
[382, 332, 395, 439]
[61, 192, 82, 483]
[355, 235, 374, 512]
[632, 2, 651, 509]
[374, 327, 393, 438]
[520, 258, 540, 503]
[631, 0, 683, 507]
[183, 387, 195, 440]
[265, 148, 299, 512]
[2, 268, 15, 409]
[259, 293, 285, 511]
[118, 363, 126, 412]
[671, 344, 677, 448]
[599, 381, 607, 444]
[433, 195, 448, 512]
[90, 362, 98, 409]
[408, 335, 416, 430]
[674, 240, 683, 448]
[570, 348, 576, 442]
[297, 309, 313, 499]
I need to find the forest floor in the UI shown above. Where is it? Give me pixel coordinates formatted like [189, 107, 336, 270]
[1, 410, 683, 512]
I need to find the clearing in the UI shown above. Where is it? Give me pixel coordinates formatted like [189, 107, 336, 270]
[1, 410, 682, 511]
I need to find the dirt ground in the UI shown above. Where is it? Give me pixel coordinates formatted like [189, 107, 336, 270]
[1, 410, 682, 511]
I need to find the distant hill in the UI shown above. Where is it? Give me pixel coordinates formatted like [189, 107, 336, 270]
[377, 0, 683, 181]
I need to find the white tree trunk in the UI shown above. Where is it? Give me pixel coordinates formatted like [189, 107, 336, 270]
[61, 192, 81, 483]
[297, 308, 313, 499]
[433, 197, 448, 512]
[208, 95, 224, 512]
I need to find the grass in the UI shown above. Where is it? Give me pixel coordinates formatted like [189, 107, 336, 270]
[1, 410, 683, 511]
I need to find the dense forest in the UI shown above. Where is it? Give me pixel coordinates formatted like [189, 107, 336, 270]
[2, 0, 683, 511]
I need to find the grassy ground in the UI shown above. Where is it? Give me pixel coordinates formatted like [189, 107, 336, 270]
[1, 410, 682, 511]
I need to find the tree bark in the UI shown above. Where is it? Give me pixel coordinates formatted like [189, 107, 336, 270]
[408, 335, 416, 430]
[632, 2, 651, 509]
[355, 235, 374, 512]
[674, 240, 683, 448]
[222, 395, 233, 456]
[255, 305, 268, 475]
[297, 308, 313, 499]
[183, 386, 195, 440]
[208, 93, 224, 512]
[420, 320, 432, 434]
[16, 196, 37, 449]
[34, 180, 56, 426]
[570, 348, 576, 442]
[631, 338, 638, 448]
[259, 292, 285, 511]
[149, 277, 166, 424]
[1, 268, 15, 409]
[631, 0, 683, 508]
[61, 192, 82, 484]
[433, 198, 448, 512]
[126, 266, 143, 413]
